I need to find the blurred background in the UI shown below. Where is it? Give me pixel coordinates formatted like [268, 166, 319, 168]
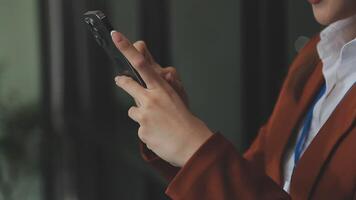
[0, 0, 321, 199]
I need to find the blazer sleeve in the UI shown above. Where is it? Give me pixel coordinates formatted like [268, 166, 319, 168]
[140, 141, 180, 182]
[141, 127, 290, 200]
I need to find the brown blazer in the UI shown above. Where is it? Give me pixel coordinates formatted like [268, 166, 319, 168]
[140, 35, 356, 200]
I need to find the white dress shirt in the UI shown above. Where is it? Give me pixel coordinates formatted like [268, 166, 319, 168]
[283, 15, 356, 193]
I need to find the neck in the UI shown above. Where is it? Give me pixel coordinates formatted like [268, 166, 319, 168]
[344, 19, 356, 42]
[336, 14, 356, 43]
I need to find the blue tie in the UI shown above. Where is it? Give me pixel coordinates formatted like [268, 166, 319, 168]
[294, 83, 327, 167]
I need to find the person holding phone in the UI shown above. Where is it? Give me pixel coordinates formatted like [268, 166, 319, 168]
[112, 0, 356, 199]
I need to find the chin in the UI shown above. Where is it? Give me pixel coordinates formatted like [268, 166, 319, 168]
[312, 1, 356, 26]
[313, 12, 334, 25]
[312, 6, 342, 25]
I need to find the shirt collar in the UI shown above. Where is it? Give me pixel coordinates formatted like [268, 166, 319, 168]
[317, 15, 356, 89]
[317, 15, 356, 63]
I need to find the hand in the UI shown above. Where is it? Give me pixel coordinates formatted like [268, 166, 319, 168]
[132, 41, 189, 107]
[112, 31, 213, 167]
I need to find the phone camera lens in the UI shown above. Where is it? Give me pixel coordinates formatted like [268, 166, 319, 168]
[85, 17, 95, 26]
[84, 17, 91, 24]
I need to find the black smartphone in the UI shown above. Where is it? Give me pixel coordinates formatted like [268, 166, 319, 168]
[83, 10, 146, 87]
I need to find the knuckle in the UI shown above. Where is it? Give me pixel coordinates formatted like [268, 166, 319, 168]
[138, 127, 148, 142]
[118, 39, 131, 51]
[132, 56, 147, 69]
[129, 108, 146, 123]
[145, 95, 159, 108]
[128, 107, 136, 117]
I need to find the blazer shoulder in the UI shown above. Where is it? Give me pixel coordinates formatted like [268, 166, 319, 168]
[288, 34, 321, 73]
[285, 34, 322, 100]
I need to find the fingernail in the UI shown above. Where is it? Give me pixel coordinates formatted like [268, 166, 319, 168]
[111, 30, 117, 37]
[111, 30, 123, 44]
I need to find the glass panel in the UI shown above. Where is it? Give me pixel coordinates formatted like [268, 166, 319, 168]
[0, 0, 42, 199]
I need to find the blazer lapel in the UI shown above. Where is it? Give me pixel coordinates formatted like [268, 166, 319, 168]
[263, 34, 355, 197]
[266, 61, 324, 185]
[290, 83, 356, 199]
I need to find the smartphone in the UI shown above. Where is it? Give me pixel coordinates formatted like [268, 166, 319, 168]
[83, 10, 146, 88]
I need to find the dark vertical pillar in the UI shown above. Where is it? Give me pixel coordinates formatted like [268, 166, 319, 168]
[139, 0, 171, 66]
[240, 1, 287, 149]
[39, 0, 118, 199]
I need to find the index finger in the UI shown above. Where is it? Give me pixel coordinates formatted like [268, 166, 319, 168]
[111, 31, 162, 89]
